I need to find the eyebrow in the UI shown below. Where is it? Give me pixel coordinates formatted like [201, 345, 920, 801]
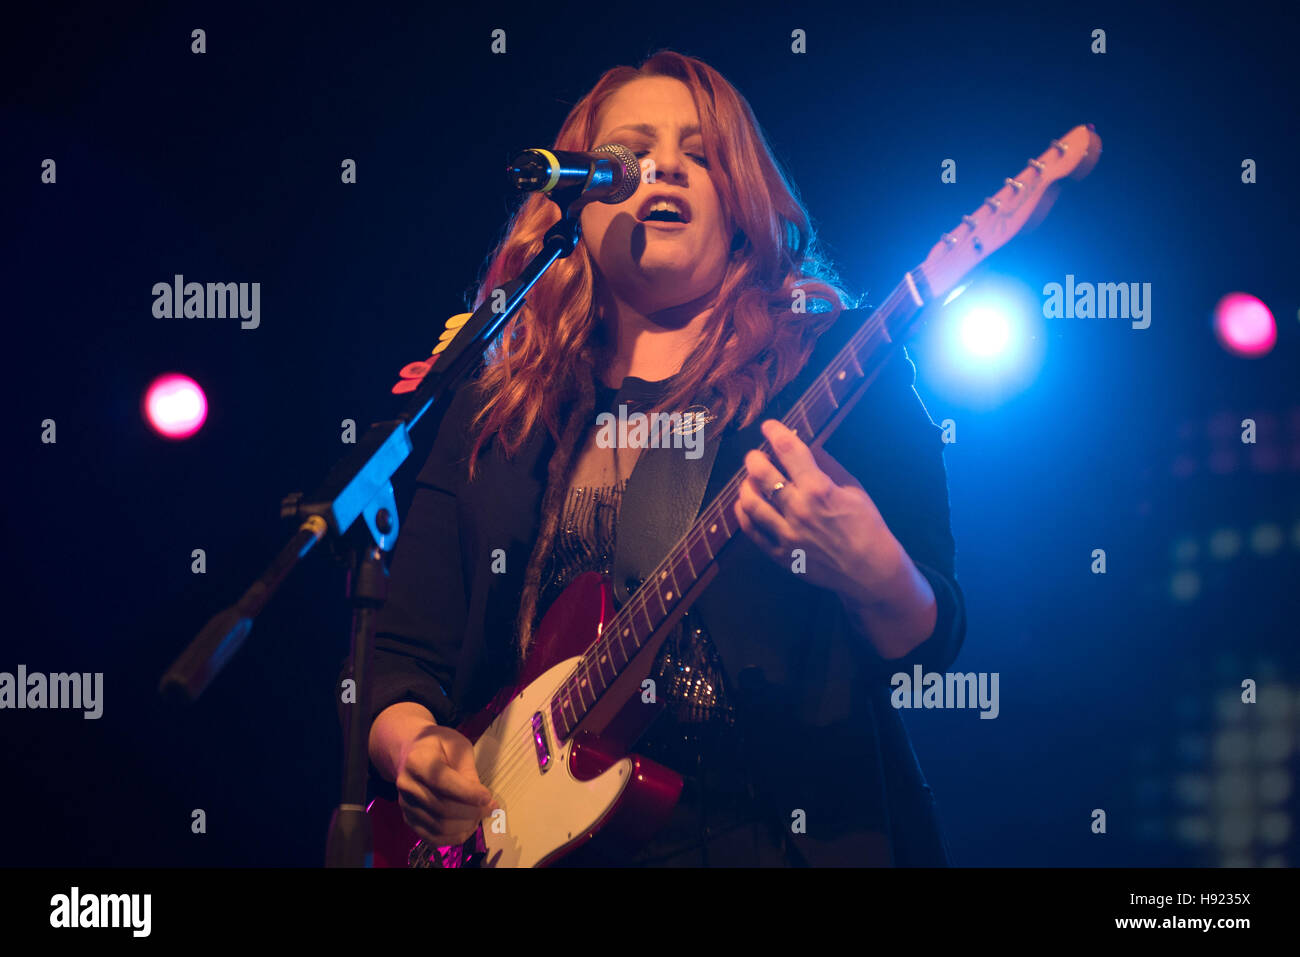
[604, 123, 702, 140]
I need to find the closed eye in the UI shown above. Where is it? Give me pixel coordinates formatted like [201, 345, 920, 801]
[630, 150, 710, 168]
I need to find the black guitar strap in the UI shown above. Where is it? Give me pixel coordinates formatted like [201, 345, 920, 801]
[611, 394, 724, 606]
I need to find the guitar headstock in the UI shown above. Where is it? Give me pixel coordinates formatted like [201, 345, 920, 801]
[919, 124, 1102, 301]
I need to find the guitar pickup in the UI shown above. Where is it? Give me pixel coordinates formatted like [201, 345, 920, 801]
[531, 711, 552, 772]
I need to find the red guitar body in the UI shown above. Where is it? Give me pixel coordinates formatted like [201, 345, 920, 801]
[367, 571, 685, 867]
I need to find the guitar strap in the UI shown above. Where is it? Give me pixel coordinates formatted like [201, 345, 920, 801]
[611, 392, 723, 607]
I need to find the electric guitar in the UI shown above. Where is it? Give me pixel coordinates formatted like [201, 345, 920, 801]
[368, 124, 1102, 867]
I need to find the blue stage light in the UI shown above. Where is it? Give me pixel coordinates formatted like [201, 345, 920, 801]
[960, 306, 1013, 358]
[918, 275, 1046, 409]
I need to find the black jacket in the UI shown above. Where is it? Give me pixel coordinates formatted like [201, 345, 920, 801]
[342, 306, 967, 866]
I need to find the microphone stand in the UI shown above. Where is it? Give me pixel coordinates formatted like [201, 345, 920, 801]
[159, 182, 594, 867]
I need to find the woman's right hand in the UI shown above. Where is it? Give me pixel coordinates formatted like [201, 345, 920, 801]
[394, 724, 497, 846]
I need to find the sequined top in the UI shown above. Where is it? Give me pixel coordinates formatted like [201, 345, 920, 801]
[536, 480, 736, 730]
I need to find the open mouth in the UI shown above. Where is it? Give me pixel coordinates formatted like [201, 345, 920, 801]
[636, 194, 692, 225]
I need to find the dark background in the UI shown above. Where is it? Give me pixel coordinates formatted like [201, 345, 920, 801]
[3, 0, 1296, 866]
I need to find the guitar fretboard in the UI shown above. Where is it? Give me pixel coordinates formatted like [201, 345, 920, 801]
[547, 269, 932, 741]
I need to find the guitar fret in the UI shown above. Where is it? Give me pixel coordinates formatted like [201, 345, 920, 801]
[681, 539, 696, 579]
[594, 644, 614, 687]
[609, 640, 626, 675]
[844, 345, 865, 378]
[667, 557, 686, 601]
[791, 403, 814, 440]
[718, 501, 733, 537]
[691, 528, 713, 567]
[702, 515, 719, 557]
[801, 388, 836, 435]
[575, 663, 593, 709]
[638, 598, 655, 637]
[615, 621, 632, 663]
[673, 549, 695, 595]
[560, 689, 578, 729]
[820, 375, 840, 409]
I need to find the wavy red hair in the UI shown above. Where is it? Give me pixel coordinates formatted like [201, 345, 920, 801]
[465, 49, 857, 477]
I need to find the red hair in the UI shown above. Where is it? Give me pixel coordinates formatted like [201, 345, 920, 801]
[466, 49, 856, 478]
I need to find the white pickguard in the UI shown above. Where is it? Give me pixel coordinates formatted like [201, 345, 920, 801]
[472, 656, 632, 867]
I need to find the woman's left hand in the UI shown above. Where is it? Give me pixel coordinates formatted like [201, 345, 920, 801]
[734, 419, 908, 608]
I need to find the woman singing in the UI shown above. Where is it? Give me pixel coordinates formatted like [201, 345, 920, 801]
[347, 49, 966, 866]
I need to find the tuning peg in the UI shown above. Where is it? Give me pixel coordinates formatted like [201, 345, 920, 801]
[1005, 177, 1024, 192]
[1028, 158, 1045, 172]
[1050, 139, 1068, 154]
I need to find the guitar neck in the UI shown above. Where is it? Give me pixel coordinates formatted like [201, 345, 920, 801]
[547, 270, 932, 741]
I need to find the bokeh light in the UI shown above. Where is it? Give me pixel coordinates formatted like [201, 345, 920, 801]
[143, 373, 208, 439]
[1214, 292, 1276, 357]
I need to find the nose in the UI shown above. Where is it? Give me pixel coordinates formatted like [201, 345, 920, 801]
[645, 145, 690, 185]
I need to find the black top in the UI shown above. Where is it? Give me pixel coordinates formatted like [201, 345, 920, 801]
[339, 305, 967, 866]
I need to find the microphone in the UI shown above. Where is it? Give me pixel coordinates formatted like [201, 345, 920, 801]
[506, 144, 641, 204]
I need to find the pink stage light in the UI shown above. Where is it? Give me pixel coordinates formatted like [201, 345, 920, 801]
[144, 373, 208, 439]
[1213, 293, 1276, 357]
